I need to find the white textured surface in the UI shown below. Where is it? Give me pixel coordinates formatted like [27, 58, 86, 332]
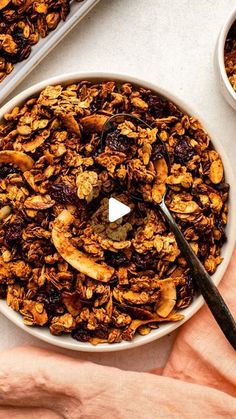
[1, 0, 236, 371]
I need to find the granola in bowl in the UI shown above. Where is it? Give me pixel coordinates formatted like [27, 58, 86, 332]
[224, 20, 236, 92]
[0, 79, 229, 346]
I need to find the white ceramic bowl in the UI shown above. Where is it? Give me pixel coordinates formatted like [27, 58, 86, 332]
[215, 8, 236, 110]
[0, 72, 235, 352]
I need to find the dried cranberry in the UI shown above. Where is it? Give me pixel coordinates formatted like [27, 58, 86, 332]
[48, 182, 78, 205]
[0, 164, 20, 178]
[72, 327, 91, 342]
[105, 130, 132, 153]
[105, 251, 129, 268]
[151, 142, 166, 161]
[5, 220, 24, 246]
[132, 252, 157, 270]
[174, 139, 195, 164]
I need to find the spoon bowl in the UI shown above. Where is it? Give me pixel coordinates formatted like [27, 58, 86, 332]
[101, 113, 236, 350]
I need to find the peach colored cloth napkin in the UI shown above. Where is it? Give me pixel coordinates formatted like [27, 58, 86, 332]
[0, 248, 235, 418]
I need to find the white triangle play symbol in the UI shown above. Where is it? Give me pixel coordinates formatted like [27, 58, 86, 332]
[108, 197, 131, 222]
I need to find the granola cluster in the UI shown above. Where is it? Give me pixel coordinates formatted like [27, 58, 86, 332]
[0, 80, 228, 345]
[0, 0, 84, 82]
[224, 20, 236, 91]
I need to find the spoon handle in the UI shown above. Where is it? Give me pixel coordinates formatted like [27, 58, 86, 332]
[159, 200, 236, 350]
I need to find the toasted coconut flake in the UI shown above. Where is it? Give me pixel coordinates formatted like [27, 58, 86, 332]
[122, 311, 183, 340]
[52, 210, 115, 282]
[156, 282, 176, 317]
[90, 337, 108, 345]
[58, 112, 81, 136]
[0, 150, 34, 171]
[22, 135, 45, 152]
[80, 114, 108, 133]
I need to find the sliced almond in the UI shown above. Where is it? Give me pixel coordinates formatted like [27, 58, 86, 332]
[24, 195, 55, 210]
[152, 157, 168, 203]
[209, 159, 223, 184]
[153, 157, 168, 183]
[0, 150, 34, 171]
[0, 0, 10, 10]
[0, 205, 11, 221]
[80, 114, 108, 133]
[52, 210, 114, 282]
[17, 125, 32, 136]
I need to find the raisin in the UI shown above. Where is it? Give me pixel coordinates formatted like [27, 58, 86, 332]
[0, 284, 7, 299]
[132, 252, 157, 270]
[105, 129, 132, 153]
[216, 220, 227, 243]
[105, 251, 130, 268]
[178, 274, 194, 299]
[72, 327, 91, 342]
[174, 139, 195, 164]
[1, 28, 31, 64]
[0, 164, 20, 178]
[177, 274, 195, 308]
[5, 220, 24, 246]
[90, 95, 103, 113]
[215, 182, 230, 193]
[48, 182, 78, 205]
[144, 93, 170, 118]
[0, 21, 7, 34]
[114, 302, 154, 320]
[44, 287, 62, 313]
[151, 142, 166, 161]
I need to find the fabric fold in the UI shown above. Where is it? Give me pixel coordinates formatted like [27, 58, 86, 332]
[0, 247, 235, 418]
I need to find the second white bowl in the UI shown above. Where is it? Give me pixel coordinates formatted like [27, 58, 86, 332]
[215, 8, 236, 110]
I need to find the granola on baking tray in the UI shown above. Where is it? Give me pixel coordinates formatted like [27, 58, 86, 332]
[224, 20, 236, 91]
[0, 0, 84, 83]
[0, 80, 229, 344]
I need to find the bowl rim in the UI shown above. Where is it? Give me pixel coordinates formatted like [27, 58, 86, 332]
[217, 7, 236, 102]
[0, 71, 235, 353]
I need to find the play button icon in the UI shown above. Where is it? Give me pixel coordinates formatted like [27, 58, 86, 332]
[108, 197, 131, 222]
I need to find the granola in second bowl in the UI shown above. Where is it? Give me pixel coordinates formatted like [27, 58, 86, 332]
[0, 80, 229, 345]
[0, 0, 85, 83]
[224, 20, 236, 91]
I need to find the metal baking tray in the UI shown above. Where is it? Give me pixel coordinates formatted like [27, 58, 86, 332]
[0, 0, 100, 104]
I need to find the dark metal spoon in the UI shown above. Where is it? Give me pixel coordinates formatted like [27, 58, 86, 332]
[101, 113, 236, 350]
